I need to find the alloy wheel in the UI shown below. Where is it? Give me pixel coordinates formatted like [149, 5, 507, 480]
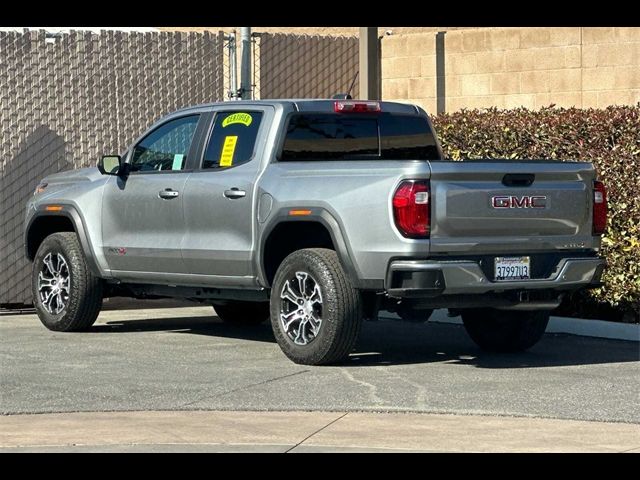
[279, 271, 323, 345]
[38, 252, 70, 315]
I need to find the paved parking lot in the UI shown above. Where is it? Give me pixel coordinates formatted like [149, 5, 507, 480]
[2, 305, 639, 423]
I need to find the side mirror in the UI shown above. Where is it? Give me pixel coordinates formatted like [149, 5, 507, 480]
[98, 155, 122, 175]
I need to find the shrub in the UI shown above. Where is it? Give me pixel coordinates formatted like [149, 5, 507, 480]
[431, 105, 640, 322]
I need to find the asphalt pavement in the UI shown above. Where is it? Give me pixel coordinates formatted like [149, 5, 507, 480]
[2, 305, 638, 423]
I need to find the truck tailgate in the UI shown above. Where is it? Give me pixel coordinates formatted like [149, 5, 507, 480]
[428, 160, 597, 254]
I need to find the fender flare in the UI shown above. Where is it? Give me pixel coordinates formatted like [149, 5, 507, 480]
[256, 208, 362, 288]
[25, 205, 104, 278]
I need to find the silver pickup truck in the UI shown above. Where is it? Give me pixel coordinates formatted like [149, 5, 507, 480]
[24, 99, 607, 365]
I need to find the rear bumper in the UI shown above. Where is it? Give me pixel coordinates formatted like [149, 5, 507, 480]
[386, 257, 606, 298]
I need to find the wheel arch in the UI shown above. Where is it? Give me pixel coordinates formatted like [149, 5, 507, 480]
[25, 207, 103, 277]
[258, 209, 360, 288]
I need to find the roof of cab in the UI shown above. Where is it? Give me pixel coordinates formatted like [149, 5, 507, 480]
[174, 99, 422, 115]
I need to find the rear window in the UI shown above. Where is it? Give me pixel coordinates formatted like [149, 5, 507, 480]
[280, 113, 440, 161]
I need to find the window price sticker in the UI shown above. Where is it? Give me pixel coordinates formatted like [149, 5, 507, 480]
[172, 154, 184, 171]
[220, 136, 238, 167]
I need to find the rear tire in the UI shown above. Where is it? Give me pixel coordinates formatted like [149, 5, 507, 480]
[270, 248, 362, 366]
[32, 232, 103, 332]
[461, 309, 549, 352]
[212, 301, 270, 325]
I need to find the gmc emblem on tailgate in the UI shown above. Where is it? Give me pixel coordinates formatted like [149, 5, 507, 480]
[491, 195, 547, 209]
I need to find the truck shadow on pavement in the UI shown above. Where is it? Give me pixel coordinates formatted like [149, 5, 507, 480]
[348, 321, 639, 369]
[96, 314, 640, 369]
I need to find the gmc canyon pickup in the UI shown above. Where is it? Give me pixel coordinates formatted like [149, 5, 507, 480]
[24, 99, 607, 365]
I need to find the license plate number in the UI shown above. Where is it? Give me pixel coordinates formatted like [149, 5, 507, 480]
[494, 256, 530, 281]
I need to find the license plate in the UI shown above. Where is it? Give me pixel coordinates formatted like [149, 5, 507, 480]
[494, 256, 530, 281]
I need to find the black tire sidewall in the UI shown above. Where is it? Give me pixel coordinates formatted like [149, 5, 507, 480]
[270, 250, 346, 364]
[32, 235, 76, 330]
[32, 233, 99, 331]
[462, 309, 550, 352]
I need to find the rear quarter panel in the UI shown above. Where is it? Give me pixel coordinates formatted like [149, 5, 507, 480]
[256, 160, 433, 284]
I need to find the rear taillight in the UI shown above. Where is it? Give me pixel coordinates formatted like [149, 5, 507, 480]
[334, 100, 381, 113]
[393, 180, 430, 238]
[593, 180, 607, 235]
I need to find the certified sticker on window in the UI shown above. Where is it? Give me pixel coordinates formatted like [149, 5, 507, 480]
[219, 135, 238, 167]
[222, 112, 253, 128]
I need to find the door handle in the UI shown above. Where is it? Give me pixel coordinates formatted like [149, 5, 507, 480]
[158, 189, 180, 199]
[224, 188, 246, 199]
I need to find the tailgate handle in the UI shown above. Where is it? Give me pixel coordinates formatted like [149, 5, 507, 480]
[502, 173, 535, 187]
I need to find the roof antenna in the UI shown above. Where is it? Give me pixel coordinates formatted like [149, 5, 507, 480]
[332, 71, 359, 100]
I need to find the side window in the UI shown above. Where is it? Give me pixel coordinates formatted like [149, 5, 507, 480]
[202, 111, 263, 169]
[130, 115, 200, 172]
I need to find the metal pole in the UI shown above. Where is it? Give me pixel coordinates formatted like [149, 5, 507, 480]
[435, 32, 446, 114]
[229, 32, 238, 100]
[359, 27, 380, 100]
[240, 27, 252, 100]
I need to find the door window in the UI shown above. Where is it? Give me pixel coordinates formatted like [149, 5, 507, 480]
[202, 111, 264, 169]
[130, 115, 200, 172]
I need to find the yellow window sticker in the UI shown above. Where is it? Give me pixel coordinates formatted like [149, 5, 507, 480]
[222, 112, 253, 128]
[219, 136, 238, 167]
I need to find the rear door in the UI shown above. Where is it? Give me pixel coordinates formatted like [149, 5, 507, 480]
[181, 107, 272, 285]
[428, 160, 596, 255]
[101, 114, 205, 275]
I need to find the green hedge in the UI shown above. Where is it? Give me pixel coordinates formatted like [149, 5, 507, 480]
[431, 105, 640, 322]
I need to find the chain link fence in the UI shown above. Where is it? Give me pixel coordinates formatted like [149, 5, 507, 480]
[253, 33, 359, 100]
[1, 29, 359, 307]
[0, 30, 224, 305]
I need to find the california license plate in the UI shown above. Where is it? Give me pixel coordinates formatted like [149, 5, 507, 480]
[494, 256, 530, 281]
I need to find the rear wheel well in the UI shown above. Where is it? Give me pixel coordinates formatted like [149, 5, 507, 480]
[26, 215, 75, 261]
[262, 221, 335, 286]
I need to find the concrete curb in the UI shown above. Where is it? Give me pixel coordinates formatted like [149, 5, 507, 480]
[2, 410, 639, 452]
[380, 309, 640, 342]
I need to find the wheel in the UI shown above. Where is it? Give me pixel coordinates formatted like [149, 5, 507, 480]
[396, 304, 434, 323]
[270, 248, 362, 366]
[32, 232, 103, 332]
[212, 301, 270, 325]
[461, 309, 550, 352]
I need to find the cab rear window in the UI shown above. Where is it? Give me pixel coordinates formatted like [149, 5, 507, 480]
[280, 113, 441, 161]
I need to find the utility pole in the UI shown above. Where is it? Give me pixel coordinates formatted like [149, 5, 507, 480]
[240, 27, 252, 100]
[359, 27, 380, 100]
[226, 31, 238, 100]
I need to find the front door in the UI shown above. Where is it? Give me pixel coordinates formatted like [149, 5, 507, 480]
[182, 108, 271, 284]
[101, 114, 202, 276]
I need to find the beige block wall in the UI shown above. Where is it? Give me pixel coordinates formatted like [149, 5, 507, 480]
[381, 27, 640, 113]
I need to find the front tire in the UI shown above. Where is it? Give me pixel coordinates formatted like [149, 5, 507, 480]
[32, 232, 103, 332]
[270, 248, 362, 366]
[461, 309, 550, 352]
[212, 301, 270, 325]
